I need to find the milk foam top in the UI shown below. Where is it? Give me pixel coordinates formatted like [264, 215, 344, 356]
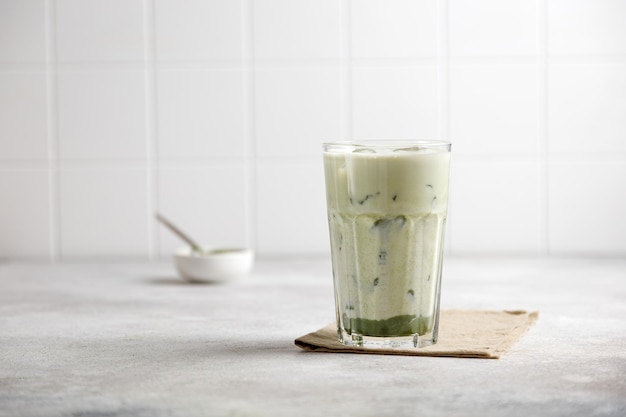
[323, 141, 451, 216]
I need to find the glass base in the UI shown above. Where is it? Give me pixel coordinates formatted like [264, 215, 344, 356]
[338, 326, 437, 349]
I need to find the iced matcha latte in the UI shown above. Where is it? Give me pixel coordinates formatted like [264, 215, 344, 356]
[323, 141, 451, 348]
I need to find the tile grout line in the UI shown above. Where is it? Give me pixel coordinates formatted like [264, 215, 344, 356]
[11, 54, 622, 70]
[339, 0, 352, 141]
[143, 0, 159, 260]
[537, 0, 549, 255]
[45, 0, 60, 261]
[242, 0, 257, 251]
[438, 0, 450, 142]
[438, 0, 452, 256]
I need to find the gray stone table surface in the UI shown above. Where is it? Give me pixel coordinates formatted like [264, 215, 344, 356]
[1, 256, 625, 417]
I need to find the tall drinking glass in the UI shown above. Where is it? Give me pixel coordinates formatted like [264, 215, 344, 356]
[323, 140, 451, 348]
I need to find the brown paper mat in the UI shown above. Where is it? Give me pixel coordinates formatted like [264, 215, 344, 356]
[295, 309, 538, 359]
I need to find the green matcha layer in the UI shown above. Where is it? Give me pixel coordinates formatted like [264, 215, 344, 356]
[343, 314, 433, 337]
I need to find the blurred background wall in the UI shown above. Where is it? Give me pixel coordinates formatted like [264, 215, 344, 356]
[0, 0, 625, 260]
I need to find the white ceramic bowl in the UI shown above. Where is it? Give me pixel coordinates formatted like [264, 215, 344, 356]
[173, 246, 254, 283]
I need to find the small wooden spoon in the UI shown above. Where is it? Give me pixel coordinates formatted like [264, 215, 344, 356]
[155, 212, 205, 254]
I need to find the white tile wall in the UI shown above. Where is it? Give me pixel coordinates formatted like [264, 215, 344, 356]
[548, 0, 626, 56]
[449, 63, 538, 155]
[449, 0, 537, 56]
[58, 165, 149, 258]
[154, 0, 243, 62]
[0, 0, 46, 62]
[156, 69, 246, 159]
[549, 157, 626, 254]
[253, 0, 340, 60]
[57, 69, 147, 159]
[158, 163, 249, 255]
[0, 168, 51, 259]
[352, 66, 439, 140]
[450, 156, 541, 253]
[256, 159, 327, 254]
[0, 0, 625, 259]
[255, 67, 341, 158]
[0, 70, 48, 159]
[56, 0, 145, 62]
[548, 63, 626, 153]
[351, 0, 438, 59]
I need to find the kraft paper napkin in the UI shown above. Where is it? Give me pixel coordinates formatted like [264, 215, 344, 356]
[295, 310, 538, 359]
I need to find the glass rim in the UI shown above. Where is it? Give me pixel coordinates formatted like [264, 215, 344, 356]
[323, 139, 451, 151]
